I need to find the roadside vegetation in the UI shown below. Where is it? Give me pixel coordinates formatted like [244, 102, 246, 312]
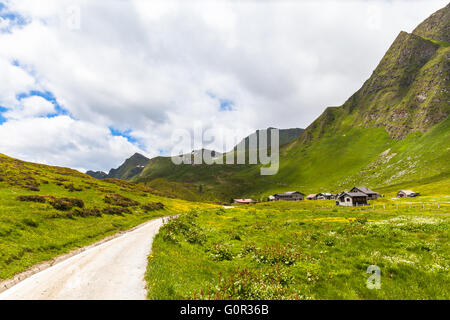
[0, 153, 214, 280]
[146, 198, 450, 300]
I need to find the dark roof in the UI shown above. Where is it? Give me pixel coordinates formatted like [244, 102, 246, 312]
[275, 191, 304, 196]
[352, 186, 379, 195]
[340, 191, 368, 198]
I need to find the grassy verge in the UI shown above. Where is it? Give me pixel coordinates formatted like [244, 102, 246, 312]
[146, 199, 450, 299]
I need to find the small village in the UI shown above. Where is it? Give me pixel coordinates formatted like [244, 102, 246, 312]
[233, 187, 421, 206]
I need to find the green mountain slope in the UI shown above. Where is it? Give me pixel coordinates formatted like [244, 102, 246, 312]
[129, 4, 450, 202]
[0, 153, 210, 280]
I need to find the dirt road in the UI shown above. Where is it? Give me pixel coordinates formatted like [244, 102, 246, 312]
[0, 217, 164, 300]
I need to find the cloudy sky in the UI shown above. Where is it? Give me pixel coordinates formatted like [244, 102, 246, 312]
[0, 0, 447, 172]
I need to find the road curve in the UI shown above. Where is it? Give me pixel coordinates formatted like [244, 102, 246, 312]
[0, 217, 164, 300]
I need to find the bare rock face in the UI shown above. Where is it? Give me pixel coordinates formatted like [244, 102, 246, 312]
[413, 3, 450, 43]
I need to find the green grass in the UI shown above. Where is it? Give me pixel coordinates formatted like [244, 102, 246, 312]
[0, 153, 215, 280]
[146, 199, 450, 300]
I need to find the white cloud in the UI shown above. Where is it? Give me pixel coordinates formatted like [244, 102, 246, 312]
[0, 116, 143, 172]
[4, 95, 55, 119]
[0, 0, 448, 171]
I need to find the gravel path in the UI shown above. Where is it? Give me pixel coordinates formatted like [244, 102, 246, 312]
[0, 217, 164, 300]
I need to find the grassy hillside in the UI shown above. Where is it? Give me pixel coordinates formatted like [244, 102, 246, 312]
[147, 200, 450, 299]
[0, 153, 213, 280]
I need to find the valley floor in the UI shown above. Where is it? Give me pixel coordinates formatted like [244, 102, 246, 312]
[146, 198, 450, 300]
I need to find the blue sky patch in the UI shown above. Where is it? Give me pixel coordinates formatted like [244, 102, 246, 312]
[16, 90, 70, 118]
[109, 127, 138, 144]
[219, 99, 234, 111]
[0, 106, 7, 124]
[0, 3, 28, 32]
[206, 91, 235, 112]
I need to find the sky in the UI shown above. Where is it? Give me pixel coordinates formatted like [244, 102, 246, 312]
[0, 0, 448, 172]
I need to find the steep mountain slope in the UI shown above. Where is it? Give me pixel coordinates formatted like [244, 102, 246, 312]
[87, 153, 150, 180]
[413, 3, 450, 43]
[0, 153, 210, 280]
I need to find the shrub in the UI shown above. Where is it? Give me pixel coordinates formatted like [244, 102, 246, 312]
[72, 208, 102, 218]
[141, 202, 165, 211]
[49, 197, 84, 211]
[161, 229, 179, 244]
[104, 193, 139, 207]
[252, 244, 301, 265]
[190, 267, 296, 300]
[102, 206, 131, 215]
[162, 213, 206, 245]
[27, 185, 40, 191]
[16, 195, 46, 203]
[209, 242, 233, 261]
[64, 183, 83, 192]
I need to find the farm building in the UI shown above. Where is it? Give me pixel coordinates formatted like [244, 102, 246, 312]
[272, 191, 305, 201]
[306, 194, 318, 200]
[397, 190, 420, 198]
[233, 199, 255, 204]
[317, 193, 332, 200]
[336, 192, 368, 207]
[268, 195, 276, 201]
[350, 186, 380, 200]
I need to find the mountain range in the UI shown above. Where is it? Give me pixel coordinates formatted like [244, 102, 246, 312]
[83, 4, 450, 203]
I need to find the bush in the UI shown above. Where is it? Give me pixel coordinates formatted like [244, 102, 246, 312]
[64, 183, 83, 192]
[72, 208, 102, 218]
[27, 185, 40, 191]
[49, 197, 84, 211]
[190, 267, 296, 300]
[102, 206, 131, 215]
[142, 202, 165, 211]
[209, 242, 233, 261]
[104, 193, 139, 207]
[163, 213, 206, 245]
[252, 244, 301, 265]
[16, 195, 46, 203]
